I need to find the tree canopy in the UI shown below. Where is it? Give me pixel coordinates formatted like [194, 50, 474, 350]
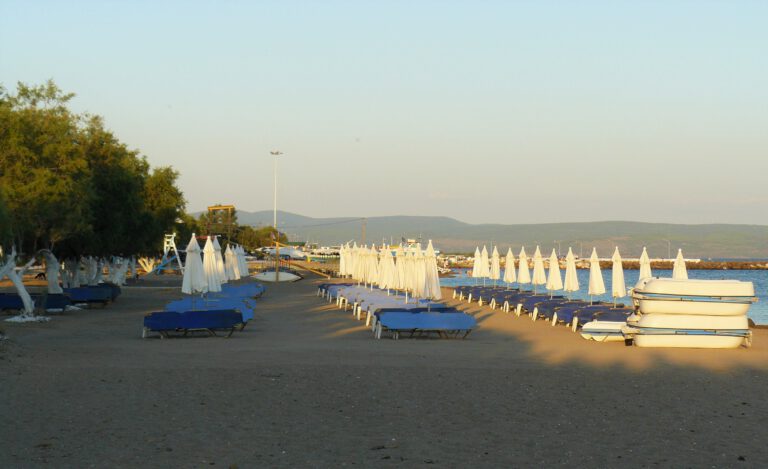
[0, 80, 187, 257]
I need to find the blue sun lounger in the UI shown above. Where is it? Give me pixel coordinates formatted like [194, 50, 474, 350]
[142, 309, 244, 338]
[532, 299, 589, 321]
[555, 304, 631, 328]
[63, 286, 113, 305]
[165, 296, 255, 323]
[376, 311, 476, 339]
[0, 293, 25, 311]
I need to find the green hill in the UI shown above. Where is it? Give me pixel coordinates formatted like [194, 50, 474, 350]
[228, 210, 768, 258]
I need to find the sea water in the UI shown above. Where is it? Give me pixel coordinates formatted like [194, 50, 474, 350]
[441, 269, 768, 325]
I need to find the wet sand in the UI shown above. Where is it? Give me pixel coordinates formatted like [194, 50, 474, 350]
[2, 275, 768, 467]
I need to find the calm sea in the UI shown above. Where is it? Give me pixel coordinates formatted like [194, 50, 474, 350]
[441, 269, 768, 325]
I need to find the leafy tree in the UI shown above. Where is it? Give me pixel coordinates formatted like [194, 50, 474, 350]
[0, 80, 186, 257]
[0, 80, 92, 254]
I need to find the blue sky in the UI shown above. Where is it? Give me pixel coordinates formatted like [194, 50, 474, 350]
[2, 1, 766, 224]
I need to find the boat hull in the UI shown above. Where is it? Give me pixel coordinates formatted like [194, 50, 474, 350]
[628, 314, 750, 349]
[632, 278, 755, 316]
[580, 321, 626, 342]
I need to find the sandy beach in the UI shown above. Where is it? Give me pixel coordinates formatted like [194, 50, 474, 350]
[2, 274, 768, 467]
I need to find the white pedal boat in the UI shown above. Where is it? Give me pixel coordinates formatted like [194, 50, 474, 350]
[632, 278, 756, 316]
[622, 314, 751, 349]
[580, 320, 626, 342]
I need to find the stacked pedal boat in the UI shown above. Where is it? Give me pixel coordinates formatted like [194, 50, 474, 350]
[624, 278, 757, 348]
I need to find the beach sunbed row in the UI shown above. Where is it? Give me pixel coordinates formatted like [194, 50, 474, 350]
[454, 285, 633, 338]
[142, 282, 265, 339]
[318, 283, 476, 339]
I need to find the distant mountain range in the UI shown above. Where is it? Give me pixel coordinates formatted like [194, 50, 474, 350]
[213, 210, 768, 258]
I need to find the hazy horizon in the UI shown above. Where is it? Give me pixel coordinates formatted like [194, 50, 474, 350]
[2, 1, 766, 225]
[210, 208, 768, 228]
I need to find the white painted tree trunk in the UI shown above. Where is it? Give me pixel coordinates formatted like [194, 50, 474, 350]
[42, 251, 64, 294]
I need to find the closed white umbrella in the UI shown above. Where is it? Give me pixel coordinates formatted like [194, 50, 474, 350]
[368, 245, 380, 287]
[339, 244, 348, 277]
[238, 246, 249, 277]
[489, 246, 501, 285]
[588, 248, 606, 303]
[517, 247, 531, 289]
[502, 247, 516, 288]
[382, 246, 397, 291]
[213, 236, 227, 284]
[182, 234, 207, 295]
[402, 249, 416, 302]
[563, 247, 580, 299]
[673, 248, 688, 280]
[611, 247, 626, 305]
[470, 247, 481, 283]
[546, 248, 563, 297]
[638, 246, 653, 283]
[412, 244, 427, 298]
[531, 246, 547, 293]
[424, 240, 442, 300]
[225, 244, 240, 281]
[203, 236, 222, 293]
[395, 247, 406, 290]
[479, 246, 490, 284]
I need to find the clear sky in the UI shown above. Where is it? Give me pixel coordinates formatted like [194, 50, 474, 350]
[2, 1, 766, 224]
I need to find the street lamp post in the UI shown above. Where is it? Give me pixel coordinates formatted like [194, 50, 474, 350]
[270, 150, 283, 280]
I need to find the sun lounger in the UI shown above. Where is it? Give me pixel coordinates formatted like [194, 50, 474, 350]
[32, 293, 72, 312]
[165, 297, 255, 323]
[375, 312, 476, 339]
[142, 309, 244, 338]
[0, 293, 25, 311]
[554, 304, 631, 330]
[63, 287, 112, 305]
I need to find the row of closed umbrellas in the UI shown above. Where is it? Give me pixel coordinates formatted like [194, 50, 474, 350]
[471, 245, 689, 300]
[338, 241, 442, 301]
[182, 233, 250, 295]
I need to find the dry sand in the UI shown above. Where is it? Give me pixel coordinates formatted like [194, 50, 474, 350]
[2, 274, 768, 468]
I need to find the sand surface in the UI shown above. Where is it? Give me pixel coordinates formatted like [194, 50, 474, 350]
[2, 275, 768, 467]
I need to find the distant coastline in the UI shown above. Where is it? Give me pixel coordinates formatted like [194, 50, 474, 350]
[448, 260, 768, 271]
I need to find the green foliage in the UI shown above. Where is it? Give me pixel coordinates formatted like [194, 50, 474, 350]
[234, 225, 287, 251]
[0, 80, 187, 256]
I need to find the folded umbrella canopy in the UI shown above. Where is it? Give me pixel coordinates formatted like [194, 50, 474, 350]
[673, 248, 688, 280]
[489, 246, 501, 285]
[225, 244, 240, 281]
[588, 248, 606, 304]
[517, 247, 531, 289]
[339, 244, 348, 277]
[479, 246, 491, 284]
[412, 244, 427, 298]
[213, 236, 227, 285]
[203, 236, 222, 293]
[611, 247, 626, 306]
[423, 240, 442, 300]
[503, 247, 516, 287]
[531, 246, 547, 293]
[182, 234, 207, 295]
[545, 248, 563, 297]
[470, 247, 481, 282]
[237, 246, 249, 277]
[638, 246, 653, 285]
[563, 247, 579, 299]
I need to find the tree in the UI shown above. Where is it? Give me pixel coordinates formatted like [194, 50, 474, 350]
[0, 80, 186, 258]
[0, 80, 93, 254]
